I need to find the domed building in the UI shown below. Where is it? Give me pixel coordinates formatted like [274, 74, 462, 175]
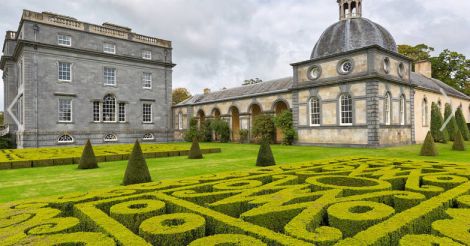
[173, 0, 470, 146]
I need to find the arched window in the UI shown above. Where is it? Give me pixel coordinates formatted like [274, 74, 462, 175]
[343, 3, 349, 17]
[437, 100, 442, 112]
[400, 95, 406, 125]
[102, 94, 116, 122]
[309, 97, 321, 126]
[143, 133, 155, 141]
[351, 1, 357, 16]
[178, 112, 183, 130]
[340, 94, 353, 126]
[384, 92, 391, 125]
[58, 134, 74, 144]
[104, 134, 118, 142]
[422, 98, 428, 127]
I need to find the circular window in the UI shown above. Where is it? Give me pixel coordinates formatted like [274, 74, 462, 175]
[337, 59, 354, 75]
[383, 57, 390, 74]
[307, 65, 322, 80]
[398, 62, 405, 78]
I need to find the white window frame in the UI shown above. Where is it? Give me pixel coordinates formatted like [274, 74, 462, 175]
[57, 34, 72, 47]
[400, 95, 406, 125]
[309, 97, 321, 126]
[142, 50, 152, 60]
[143, 133, 155, 141]
[339, 94, 353, 126]
[104, 67, 116, 86]
[178, 112, 183, 130]
[142, 72, 152, 89]
[384, 93, 391, 125]
[143, 103, 153, 123]
[93, 101, 101, 122]
[103, 43, 116, 54]
[422, 98, 428, 127]
[58, 134, 74, 144]
[58, 98, 72, 123]
[102, 95, 117, 122]
[118, 102, 126, 123]
[58, 62, 72, 82]
[104, 134, 118, 142]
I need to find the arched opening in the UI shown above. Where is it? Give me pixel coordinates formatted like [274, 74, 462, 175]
[422, 98, 428, 127]
[274, 101, 289, 143]
[343, 3, 349, 18]
[400, 95, 406, 125]
[384, 92, 391, 125]
[230, 106, 240, 142]
[197, 110, 205, 129]
[212, 108, 221, 119]
[249, 104, 262, 141]
[351, 1, 357, 17]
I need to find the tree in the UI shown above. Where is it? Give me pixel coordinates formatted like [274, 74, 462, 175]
[430, 102, 448, 143]
[172, 88, 191, 105]
[420, 131, 438, 156]
[452, 130, 466, 151]
[122, 140, 152, 185]
[444, 104, 459, 141]
[256, 140, 276, 167]
[184, 118, 201, 142]
[252, 114, 275, 143]
[431, 49, 470, 95]
[78, 139, 98, 169]
[188, 137, 203, 159]
[273, 111, 297, 145]
[211, 119, 230, 143]
[398, 44, 434, 63]
[455, 107, 470, 141]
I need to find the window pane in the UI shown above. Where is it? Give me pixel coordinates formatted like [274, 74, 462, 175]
[103, 43, 116, 54]
[340, 95, 352, 124]
[58, 62, 71, 81]
[58, 99, 72, 122]
[143, 104, 152, 123]
[143, 72, 152, 88]
[57, 35, 71, 46]
[104, 68, 116, 85]
[142, 50, 152, 60]
[118, 103, 126, 122]
[93, 101, 100, 122]
[103, 95, 116, 122]
[309, 98, 320, 126]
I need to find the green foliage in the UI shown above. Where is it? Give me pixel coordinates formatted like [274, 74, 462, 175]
[444, 103, 459, 141]
[274, 110, 297, 145]
[172, 88, 192, 105]
[122, 140, 152, 186]
[452, 130, 465, 151]
[252, 114, 275, 143]
[188, 138, 203, 159]
[430, 102, 448, 143]
[398, 44, 434, 63]
[184, 118, 201, 142]
[210, 119, 230, 143]
[202, 119, 213, 142]
[0, 112, 4, 125]
[420, 131, 438, 156]
[256, 140, 275, 167]
[0, 134, 15, 149]
[239, 129, 250, 144]
[431, 49, 470, 96]
[78, 139, 98, 169]
[455, 107, 470, 141]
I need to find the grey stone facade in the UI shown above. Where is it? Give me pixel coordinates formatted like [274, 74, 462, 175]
[1, 10, 175, 148]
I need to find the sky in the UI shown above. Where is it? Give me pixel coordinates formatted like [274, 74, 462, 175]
[0, 0, 469, 111]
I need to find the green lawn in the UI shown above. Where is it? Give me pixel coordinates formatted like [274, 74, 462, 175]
[0, 142, 469, 203]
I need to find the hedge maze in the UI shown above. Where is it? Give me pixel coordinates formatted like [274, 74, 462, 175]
[1, 157, 470, 245]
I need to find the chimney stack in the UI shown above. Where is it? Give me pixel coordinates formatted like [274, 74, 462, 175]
[203, 88, 211, 95]
[414, 60, 432, 78]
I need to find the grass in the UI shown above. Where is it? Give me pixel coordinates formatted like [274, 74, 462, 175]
[0, 142, 469, 203]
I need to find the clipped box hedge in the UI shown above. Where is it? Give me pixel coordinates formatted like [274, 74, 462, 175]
[1, 156, 469, 245]
[0, 144, 221, 170]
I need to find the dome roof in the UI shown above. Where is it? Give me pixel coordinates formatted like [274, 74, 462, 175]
[311, 18, 397, 59]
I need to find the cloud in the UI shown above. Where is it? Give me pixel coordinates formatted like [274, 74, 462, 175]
[0, 0, 469, 111]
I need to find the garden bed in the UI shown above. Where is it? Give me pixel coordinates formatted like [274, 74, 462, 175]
[0, 144, 221, 170]
[0, 156, 468, 245]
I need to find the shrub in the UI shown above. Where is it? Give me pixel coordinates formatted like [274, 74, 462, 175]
[78, 139, 98, 169]
[211, 119, 230, 143]
[420, 131, 438, 156]
[274, 110, 297, 145]
[252, 114, 275, 143]
[444, 103, 459, 141]
[455, 107, 470, 141]
[188, 137, 203, 159]
[202, 119, 213, 142]
[184, 118, 201, 142]
[452, 130, 465, 151]
[122, 140, 152, 185]
[256, 140, 276, 166]
[430, 102, 448, 143]
[239, 129, 249, 144]
[0, 134, 15, 149]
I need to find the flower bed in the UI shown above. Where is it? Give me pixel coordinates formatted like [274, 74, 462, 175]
[0, 144, 221, 170]
[0, 157, 468, 245]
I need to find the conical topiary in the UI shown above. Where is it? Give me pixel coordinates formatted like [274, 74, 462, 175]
[430, 102, 448, 143]
[78, 139, 98, 169]
[256, 140, 276, 167]
[122, 140, 152, 186]
[188, 137, 203, 159]
[452, 130, 466, 151]
[444, 103, 458, 141]
[420, 131, 438, 156]
[455, 107, 470, 141]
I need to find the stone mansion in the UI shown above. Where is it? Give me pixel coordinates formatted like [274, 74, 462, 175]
[173, 0, 470, 147]
[2, 1, 469, 148]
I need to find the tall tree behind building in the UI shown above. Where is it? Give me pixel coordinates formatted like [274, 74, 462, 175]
[172, 88, 192, 105]
[398, 44, 469, 95]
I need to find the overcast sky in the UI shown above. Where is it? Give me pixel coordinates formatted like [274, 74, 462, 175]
[0, 0, 469, 110]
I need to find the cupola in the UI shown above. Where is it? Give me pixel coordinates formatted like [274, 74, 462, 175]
[338, 0, 362, 20]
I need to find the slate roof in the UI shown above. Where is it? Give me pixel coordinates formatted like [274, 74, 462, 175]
[411, 72, 470, 100]
[177, 77, 293, 106]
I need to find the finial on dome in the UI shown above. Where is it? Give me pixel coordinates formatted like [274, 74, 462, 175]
[337, 0, 362, 20]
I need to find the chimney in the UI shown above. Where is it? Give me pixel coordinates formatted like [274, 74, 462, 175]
[415, 60, 432, 78]
[203, 88, 211, 95]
